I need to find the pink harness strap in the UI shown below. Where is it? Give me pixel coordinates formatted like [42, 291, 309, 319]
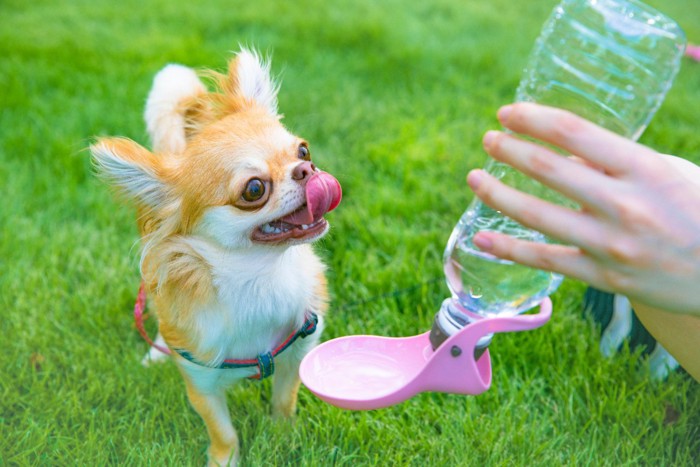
[133, 282, 318, 380]
[134, 282, 171, 355]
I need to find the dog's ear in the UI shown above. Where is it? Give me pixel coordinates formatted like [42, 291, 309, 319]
[226, 48, 280, 117]
[144, 64, 209, 154]
[90, 137, 171, 210]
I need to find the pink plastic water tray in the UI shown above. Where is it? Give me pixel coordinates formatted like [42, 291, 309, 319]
[300, 298, 552, 410]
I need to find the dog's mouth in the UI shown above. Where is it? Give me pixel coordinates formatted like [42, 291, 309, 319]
[251, 171, 341, 244]
[253, 213, 328, 243]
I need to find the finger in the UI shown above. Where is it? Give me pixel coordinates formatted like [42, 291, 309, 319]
[483, 130, 618, 215]
[472, 231, 605, 287]
[467, 169, 601, 247]
[497, 103, 655, 176]
[568, 155, 606, 173]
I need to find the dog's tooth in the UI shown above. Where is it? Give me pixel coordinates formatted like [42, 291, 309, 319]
[301, 224, 309, 230]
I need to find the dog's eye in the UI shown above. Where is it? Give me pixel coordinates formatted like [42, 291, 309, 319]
[242, 178, 265, 202]
[298, 143, 310, 161]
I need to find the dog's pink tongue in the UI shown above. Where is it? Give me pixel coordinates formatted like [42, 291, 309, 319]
[283, 172, 342, 225]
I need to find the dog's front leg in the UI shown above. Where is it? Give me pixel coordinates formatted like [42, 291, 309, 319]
[272, 318, 324, 419]
[271, 355, 302, 419]
[183, 378, 239, 466]
[272, 331, 321, 419]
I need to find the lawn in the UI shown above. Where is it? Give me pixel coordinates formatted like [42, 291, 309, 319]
[1, 0, 699, 465]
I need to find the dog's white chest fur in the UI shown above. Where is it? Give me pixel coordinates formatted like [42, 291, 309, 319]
[186, 239, 324, 365]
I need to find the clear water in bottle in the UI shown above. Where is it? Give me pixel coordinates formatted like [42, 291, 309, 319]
[445, 0, 686, 317]
[443, 206, 563, 317]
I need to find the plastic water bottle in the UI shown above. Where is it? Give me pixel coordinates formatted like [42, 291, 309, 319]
[443, 0, 686, 320]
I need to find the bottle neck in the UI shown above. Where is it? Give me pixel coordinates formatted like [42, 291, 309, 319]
[429, 299, 493, 358]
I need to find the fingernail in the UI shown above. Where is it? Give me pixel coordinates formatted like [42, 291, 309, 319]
[473, 233, 493, 251]
[497, 105, 513, 123]
[483, 130, 497, 150]
[467, 170, 484, 190]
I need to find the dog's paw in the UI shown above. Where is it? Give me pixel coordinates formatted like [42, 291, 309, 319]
[208, 442, 239, 467]
[207, 454, 238, 467]
[140, 334, 170, 367]
[272, 400, 298, 421]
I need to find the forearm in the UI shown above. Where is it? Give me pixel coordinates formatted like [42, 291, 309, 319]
[631, 301, 700, 382]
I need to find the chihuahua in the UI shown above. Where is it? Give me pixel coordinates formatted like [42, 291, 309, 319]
[91, 49, 341, 466]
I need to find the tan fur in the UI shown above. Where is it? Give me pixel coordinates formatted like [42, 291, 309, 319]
[142, 237, 214, 355]
[92, 50, 335, 466]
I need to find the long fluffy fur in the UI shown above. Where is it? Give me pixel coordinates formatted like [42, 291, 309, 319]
[91, 49, 333, 466]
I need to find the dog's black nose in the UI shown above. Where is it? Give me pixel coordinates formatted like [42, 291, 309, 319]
[292, 161, 316, 181]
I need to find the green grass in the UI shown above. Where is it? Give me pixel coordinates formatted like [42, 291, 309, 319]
[2, 0, 699, 465]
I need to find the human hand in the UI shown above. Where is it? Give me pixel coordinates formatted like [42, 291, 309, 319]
[467, 103, 700, 316]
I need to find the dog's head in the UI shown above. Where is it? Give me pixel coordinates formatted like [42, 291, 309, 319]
[91, 49, 341, 251]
